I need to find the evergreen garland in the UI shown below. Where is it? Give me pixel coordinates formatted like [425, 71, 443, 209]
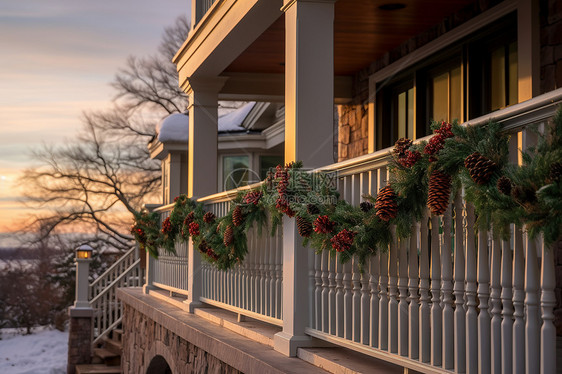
[132, 106, 562, 269]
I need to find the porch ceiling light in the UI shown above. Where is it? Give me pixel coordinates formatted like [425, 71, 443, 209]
[76, 244, 93, 260]
[378, 3, 406, 10]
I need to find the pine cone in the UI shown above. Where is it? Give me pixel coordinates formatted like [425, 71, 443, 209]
[394, 138, 413, 157]
[330, 229, 357, 252]
[375, 185, 398, 221]
[427, 170, 451, 215]
[223, 225, 234, 247]
[549, 162, 562, 183]
[188, 222, 200, 237]
[360, 201, 374, 212]
[496, 176, 512, 196]
[464, 152, 497, 185]
[296, 216, 313, 238]
[313, 215, 336, 234]
[198, 240, 209, 254]
[203, 211, 216, 224]
[183, 211, 195, 226]
[511, 185, 537, 205]
[232, 205, 243, 227]
[307, 204, 320, 215]
[244, 191, 263, 205]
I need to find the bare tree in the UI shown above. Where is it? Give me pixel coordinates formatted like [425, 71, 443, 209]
[18, 16, 190, 252]
[112, 16, 189, 115]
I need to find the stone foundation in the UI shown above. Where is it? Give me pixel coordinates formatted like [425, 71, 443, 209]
[67, 309, 93, 374]
[122, 303, 241, 374]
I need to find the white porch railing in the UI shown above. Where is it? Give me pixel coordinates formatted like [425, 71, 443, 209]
[89, 247, 143, 345]
[304, 89, 562, 374]
[199, 198, 283, 325]
[150, 204, 189, 296]
[145, 88, 562, 373]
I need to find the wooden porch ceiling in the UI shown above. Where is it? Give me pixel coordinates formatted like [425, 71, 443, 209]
[223, 0, 476, 76]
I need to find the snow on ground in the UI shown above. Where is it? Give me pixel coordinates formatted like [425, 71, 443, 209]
[0, 327, 68, 374]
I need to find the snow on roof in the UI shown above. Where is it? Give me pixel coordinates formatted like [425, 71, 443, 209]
[218, 101, 255, 132]
[156, 102, 256, 143]
[156, 113, 188, 142]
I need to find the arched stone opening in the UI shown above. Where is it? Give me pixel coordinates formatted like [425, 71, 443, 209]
[146, 355, 172, 374]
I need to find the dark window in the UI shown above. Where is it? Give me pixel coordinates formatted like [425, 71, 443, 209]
[375, 12, 517, 151]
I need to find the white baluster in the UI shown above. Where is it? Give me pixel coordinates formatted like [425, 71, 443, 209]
[275, 228, 283, 319]
[352, 257, 362, 343]
[540, 238, 556, 374]
[379, 250, 389, 351]
[328, 253, 336, 335]
[398, 236, 409, 357]
[369, 253, 380, 348]
[343, 260, 353, 340]
[241, 248, 247, 309]
[361, 253, 371, 345]
[430, 215, 442, 366]
[321, 251, 329, 333]
[315, 251, 323, 331]
[268, 233, 275, 317]
[408, 223, 419, 360]
[525, 233, 540, 374]
[442, 205, 454, 370]
[477, 226, 491, 374]
[260, 231, 266, 314]
[465, 204, 478, 374]
[336, 255, 345, 338]
[388, 228, 399, 354]
[453, 195, 466, 373]
[419, 212, 431, 363]
[490, 235, 502, 374]
[500, 237, 513, 374]
[309, 250, 316, 331]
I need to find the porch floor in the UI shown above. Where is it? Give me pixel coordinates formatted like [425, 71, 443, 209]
[118, 288, 407, 374]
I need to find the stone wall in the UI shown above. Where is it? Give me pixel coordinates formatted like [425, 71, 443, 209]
[121, 304, 241, 374]
[67, 315, 92, 374]
[337, 104, 368, 162]
[540, 0, 562, 93]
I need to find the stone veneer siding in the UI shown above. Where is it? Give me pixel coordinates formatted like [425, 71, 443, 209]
[122, 303, 241, 374]
[67, 316, 92, 374]
[337, 104, 368, 162]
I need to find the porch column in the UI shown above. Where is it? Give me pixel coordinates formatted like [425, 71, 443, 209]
[184, 77, 225, 313]
[274, 0, 336, 357]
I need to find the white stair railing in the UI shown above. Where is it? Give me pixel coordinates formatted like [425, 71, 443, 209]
[88, 247, 143, 345]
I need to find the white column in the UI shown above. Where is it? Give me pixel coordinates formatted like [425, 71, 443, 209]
[274, 0, 336, 357]
[282, 0, 335, 168]
[166, 153, 182, 204]
[274, 216, 315, 356]
[183, 77, 223, 313]
[74, 258, 92, 309]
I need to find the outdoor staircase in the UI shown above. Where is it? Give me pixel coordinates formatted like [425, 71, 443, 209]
[76, 328, 123, 374]
[75, 246, 143, 374]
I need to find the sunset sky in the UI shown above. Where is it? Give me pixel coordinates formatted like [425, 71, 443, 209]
[0, 0, 187, 233]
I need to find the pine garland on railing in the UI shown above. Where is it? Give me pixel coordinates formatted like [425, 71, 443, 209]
[132, 107, 562, 269]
